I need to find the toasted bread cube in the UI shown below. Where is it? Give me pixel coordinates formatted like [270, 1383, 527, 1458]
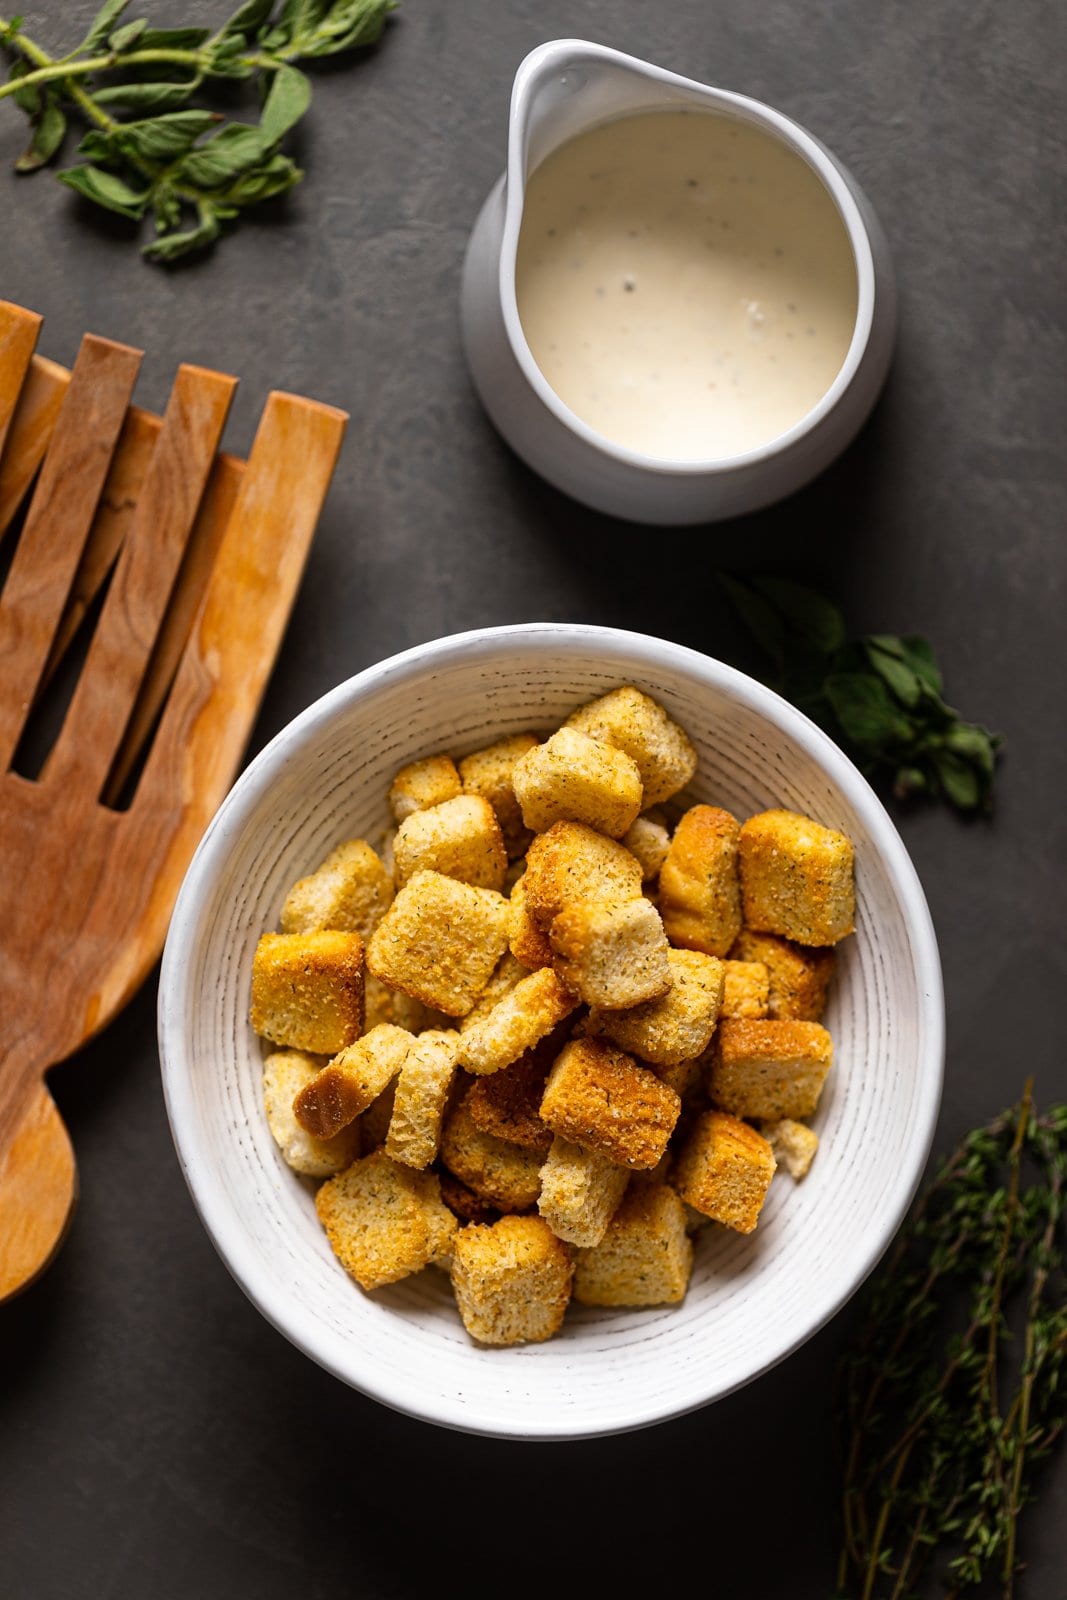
[708, 1019, 833, 1120]
[262, 1050, 361, 1177]
[673, 1110, 776, 1234]
[573, 1184, 692, 1306]
[466, 1049, 554, 1152]
[621, 813, 671, 881]
[760, 1118, 819, 1179]
[655, 1056, 703, 1098]
[316, 1150, 458, 1289]
[366, 871, 509, 1017]
[293, 1022, 414, 1139]
[522, 821, 644, 931]
[452, 1215, 573, 1346]
[730, 929, 836, 1020]
[279, 838, 394, 941]
[538, 1136, 630, 1247]
[738, 809, 855, 946]
[386, 1029, 461, 1169]
[564, 685, 697, 807]
[658, 805, 743, 957]
[458, 967, 579, 1076]
[459, 952, 528, 1032]
[683, 1202, 714, 1234]
[439, 1171, 500, 1225]
[508, 875, 555, 969]
[549, 896, 671, 1009]
[511, 726, 643, 838]
[589, 949, 724, 1068]
[359, 1079, 396, 1150]
[540, 1038, 681, 1170]
[721, 959, 770, 1019]
[440, 1089, 543, 1210]
[459, 733, 539, 856]
[393, 794, 507, 891]
[388, 753, 462, 823]
[250, 930, 365, 1054]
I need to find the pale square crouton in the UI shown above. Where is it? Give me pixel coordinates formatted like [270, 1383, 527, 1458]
[393, 794, 507, 891]
[440, 1088, 543, 1210]
[621, 813, 671, 880]
[458, 733, 539, 856]
[522, 821, 644, 930]
[538, 1136, 630, 1247]
[730, 929, 836, 1020]
[511, 726, 643, 838]
[388, 753, 462, 822]
[549, 896, 672, 1009]
[564, 685, 697, 806]
[588, 949, 724, 1067]
[738, 809, 855, 946]
[250, 930, 365, 1054]
[457, 966, 579, 1075]
[293, 1022, 414, 1139]
[262, 1050, 361, 1177]
[672, 1110, 776, 1234]
[366, 871, 509, 1017]
[315, 1150, 457, 1289]
[451, 1215, 573, 1346]
[721, 959, 770, 1019]
[573, 1183, 693, 1306]
[466, 1053, 553, 1154]
[658, 805, 743, 957]
[459, 952, 528, 1032]
[507, 875, 555, 969]
[279, 838, 394, 941]
[540, 1038, 681, 1170]
[386, 1029, 461, 1169]
[708, 1018, 833, 1120]
[760, 1118, 819, 1179]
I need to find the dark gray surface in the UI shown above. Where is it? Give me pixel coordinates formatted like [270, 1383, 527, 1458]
[1, 2, 1064, 1595]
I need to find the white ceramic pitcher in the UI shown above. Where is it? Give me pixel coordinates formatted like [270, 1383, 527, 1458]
[461, 40, 897, 525]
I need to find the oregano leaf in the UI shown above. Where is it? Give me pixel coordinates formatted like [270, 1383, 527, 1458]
[864, 637, 923, 709]
[142, 204, 221, 260]
[177, 122, 267, 187]
[259, 62, 311, 144]
[81, 0, 132, 51]
[93, 80, 200, 111]
[824, 671, 913, 749]
[219, 1, 275, 39]
[750, 575, 847, 657]
[15, 96, 65, 170]
[57, 162, 149, 218]
[135, 27, 210, 50]
[113, 108, 219, 162]
[109, 18, 148, 51]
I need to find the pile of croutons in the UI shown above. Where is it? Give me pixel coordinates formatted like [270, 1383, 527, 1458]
[250, 685, 855, 1347]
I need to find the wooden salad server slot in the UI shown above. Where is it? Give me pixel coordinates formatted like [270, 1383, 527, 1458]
[0, 299, 347, 1299]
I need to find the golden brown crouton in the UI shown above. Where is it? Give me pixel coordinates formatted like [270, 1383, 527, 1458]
[279, 838, 394, 941]
[549, 897, 672, 1009]
[262, 1050, 361, 1177]
[522, 821, 644, 931]
[672, 1110, 776, 1234]
[538, 1136, 630, 1247]
[708, 1018, 833, 1120]
[658, 805, 743, 957]
[564, 685, 697, 807]
[738, 809, 855, 946]
[465, 1052, 553, 1154]
[621, 813, 671, 880]
[315, 1150, 457, 1289]
[250, 930, 365, 1055]
[511, 726, 644, 838]
[507, 875, 555, 969]
[293, 1023, 414, 1139]
[760, 1118, 820, 1179]
[588, 949, 724, 1067]
[540, 1038, 681, 1170]
[358, 1080, 396, 1150]
[388, 753, 462, 822]
[438, 1171, 500, 1225]
[386, 1030, 461, 1169]
[459, 952, 528, 1032]
[366, 871, 509, 1017]
[393, 794, 508, 891]
[440, 1089, 543, 1210]
[721, 959, 770, 1019]
[729, 929, 836, 1020]
[573, 1184, 693, 1306]
[654, 1056, 704, 1099]
[458, 733, 539, 857]
[451, 1215, 573, 1346]
[457, 967, 579, 1076]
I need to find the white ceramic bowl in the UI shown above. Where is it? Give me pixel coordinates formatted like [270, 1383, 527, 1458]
[158, 625, 943, 1439]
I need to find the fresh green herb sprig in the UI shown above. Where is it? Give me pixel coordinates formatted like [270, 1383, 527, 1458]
[721, 575, 1001, 812]
[837, 1085, 1067, 1600]
[0, 1, 395, 261]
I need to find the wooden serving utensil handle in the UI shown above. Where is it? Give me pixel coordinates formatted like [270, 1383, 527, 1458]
[0, 1069, 76, 1300]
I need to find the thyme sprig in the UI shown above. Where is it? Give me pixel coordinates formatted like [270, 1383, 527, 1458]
[0, 1, 395, 261]
[837, 1084, 1067, 1599]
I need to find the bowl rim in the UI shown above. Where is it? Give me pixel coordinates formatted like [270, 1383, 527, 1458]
[158, 623, 944, 1439]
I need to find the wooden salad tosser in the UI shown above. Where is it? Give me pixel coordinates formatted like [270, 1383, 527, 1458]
[0, 299, 347, 1299]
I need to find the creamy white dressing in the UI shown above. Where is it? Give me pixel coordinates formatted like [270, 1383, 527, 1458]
[515, 109, 858, 461]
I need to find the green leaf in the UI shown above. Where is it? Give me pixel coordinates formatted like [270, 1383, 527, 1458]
[943, 721, 999, 775]
[81, 0, 131, 51]
[719, 574, 785, 666]
[142, 204, 221, 261]
[899, 634, 943, 695]
[93, 79, 199, 111]
[297, 0, 395, 56]
[224, 150, 302, 203]
[57, 162, 149, 219]
[824, 671, 913, 750]
[864, 637, 923, 709]
[178, 123, 267, 187]
[259, 63, 311, 144]
[750, 576, 846, 657]
[15, 97, 67, 172]
[8, 59, 41, 116]
[933, 749, 982, 810]
[109, 18, 147, 51]
[219, 1, 276, 39]
[114, 110, 220, 163]
[136, 27, 210, 50]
